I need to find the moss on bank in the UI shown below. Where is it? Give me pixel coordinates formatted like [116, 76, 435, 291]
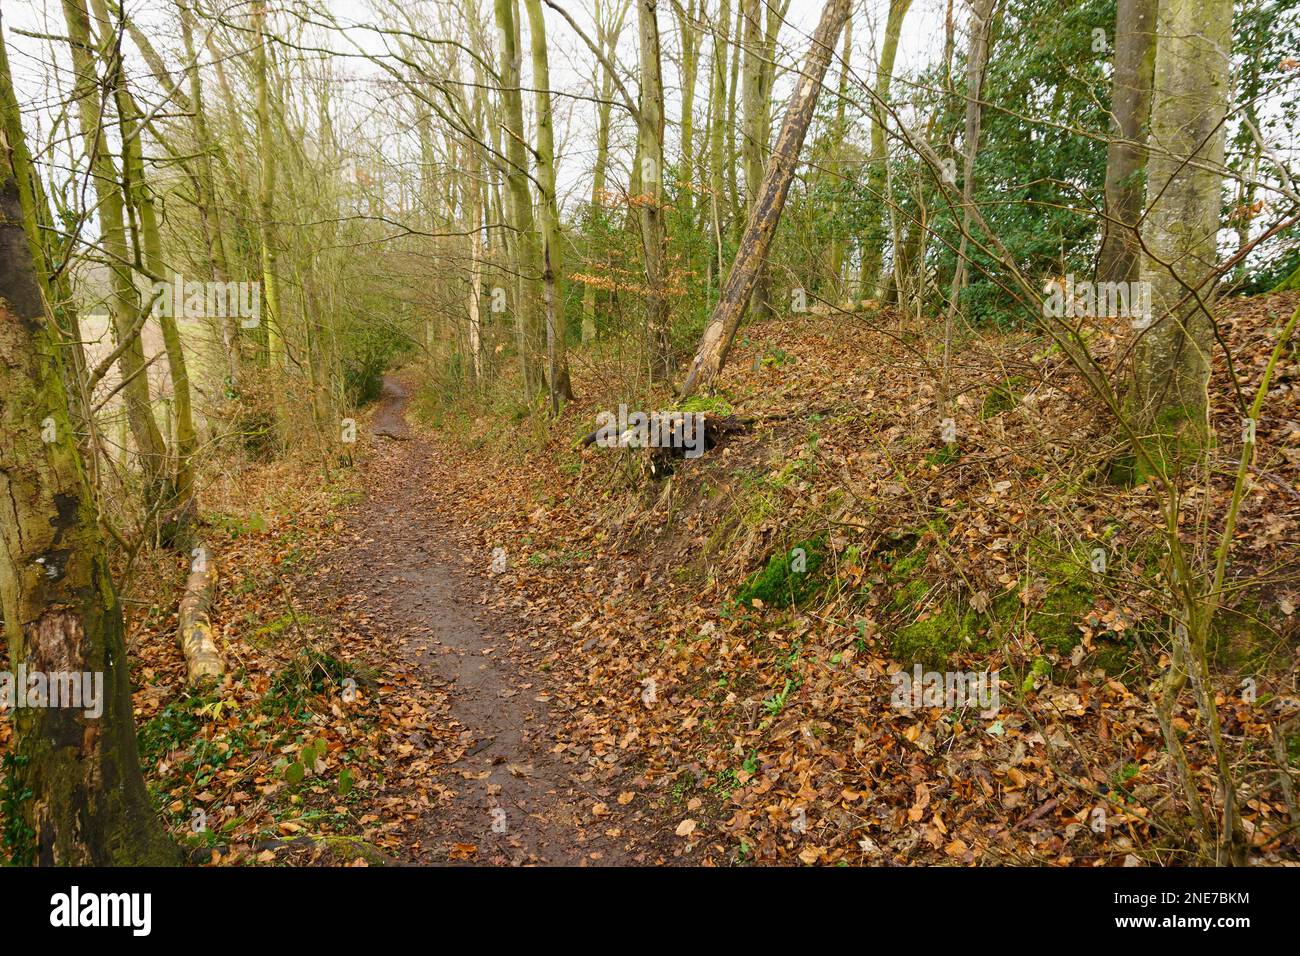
[736, 536, 829, 608]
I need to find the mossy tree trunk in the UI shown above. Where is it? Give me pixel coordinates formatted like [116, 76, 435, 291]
[494, 0, 544, 396]
[96, 0, 197, 536]
[707, 0, 732, 291]
[176, 0, 241, 389]
[254, 0, 284, 369]
[1097, 0, 1156, 286]
[60, 0, 169, 500]
[0, 121, 179, 866]
[523, 0, 574, 408]
[739, 0, 776, 319]
[1130, 0, 1232, 470]
[672, 0, 702, 231]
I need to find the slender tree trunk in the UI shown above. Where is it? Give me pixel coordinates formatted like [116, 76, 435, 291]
[638, 0, 673, 382]
[177, 0, 240, 389]
[581, 0, 628, 343]
[254, 0, 283, 369]
[523, 0, 574, 408]
[103, 32, 197, 536]
[1097, 0, 1156, 285]
[824, 15, 853, 295]
[674, 0, 702, 229]
[495, 0, 543, 396]
[858, 0, 912, 300]
[940, 0, 996, 436]
[740, 0, 771, 318]
[60, 0, 168, 501]
[466, 69, 488, 382]
[708, 0, 732, 290]
[726, 0, 743, 236]
[681, 0, 853, 395]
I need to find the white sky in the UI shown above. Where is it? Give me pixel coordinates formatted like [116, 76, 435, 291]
[2, 0, 955, 211]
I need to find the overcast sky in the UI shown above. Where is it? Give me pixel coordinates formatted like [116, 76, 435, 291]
[3, 0, 955, 211]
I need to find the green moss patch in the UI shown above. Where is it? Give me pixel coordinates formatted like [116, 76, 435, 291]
[1209, 602, 1288, 671]
[736, 536, 828, 608]
[893, 600, 996, 667]
[1026, 581, 1093, 654]
[980, 376, 1028, 419]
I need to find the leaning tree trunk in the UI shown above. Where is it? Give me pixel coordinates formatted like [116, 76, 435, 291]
[680, 0, 853, 396]
[1130, 0, 1232, 469]
[1097, 0, 1156, 286]
[0, 139, 179, 866]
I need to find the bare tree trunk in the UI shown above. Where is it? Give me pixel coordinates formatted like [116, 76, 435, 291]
[524, 0, 574, 408]
[60, 0, 169, 502]
[638, 0, 673, 382]
[494, 0, 543, 396]
[707, 0, 732, 290]
[254, 0, 284, 368]
[1097, 0, 1156, 285]
[824, 15, 853, 295]
[726, 0, 743, 237]
[680, 0, 853, 396]
[1130, 0, 1232, 466]
[740, 0, 770, 317]
[857, 0, 912, 300]
[98, 0, 197, 540]
[940, 0, 996, 437]
[581, 0, 629, 343]
[673, 0, 702, 229]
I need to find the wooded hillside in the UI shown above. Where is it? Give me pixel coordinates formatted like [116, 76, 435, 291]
[0, 0, 1297, 871]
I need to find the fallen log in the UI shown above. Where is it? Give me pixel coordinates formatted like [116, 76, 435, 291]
[578, 412, 750, 450]
[179, 544, 224, 684]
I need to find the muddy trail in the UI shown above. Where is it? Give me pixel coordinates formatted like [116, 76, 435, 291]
[315, 377, 652, 866]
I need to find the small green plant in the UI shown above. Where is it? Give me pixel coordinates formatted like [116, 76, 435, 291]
[213, 511, 268, 539]
[1, 754, 35, 866]
[764, 678, 797, 716]
[762, 348, 794, 368]
[284, 737, 329, 787]
[263, 649, 358, 715]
